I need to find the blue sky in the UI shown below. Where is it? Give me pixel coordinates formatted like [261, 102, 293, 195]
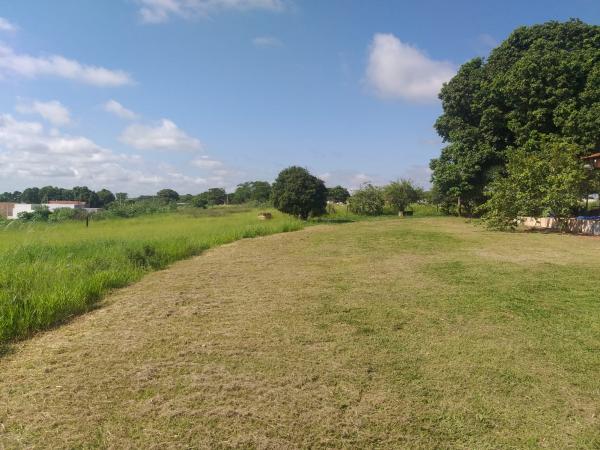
[0, 0, 598, 195]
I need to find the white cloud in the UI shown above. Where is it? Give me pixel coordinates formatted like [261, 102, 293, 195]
[366, 33, 455, 103]
[16, 100, 71, 126]
[191, 155, 224, 169]
[137, 0, 285, 23]
[0, 114, 214, 195]
[120, 119, 202, 151]
[0, 43, 133, 87]
[0, 17, 18, 33]
[252, 36, 283, 48]
[103, 99, 138, 120]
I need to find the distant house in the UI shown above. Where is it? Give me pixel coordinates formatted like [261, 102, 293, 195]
[0, 202, 15, 219]
[47, 200, 87, 211]
[2, 200, 89, 220]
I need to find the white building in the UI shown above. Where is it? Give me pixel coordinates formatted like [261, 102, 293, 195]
[6, 201, 87, 219]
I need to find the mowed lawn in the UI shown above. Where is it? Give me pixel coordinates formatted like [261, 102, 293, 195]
[1, 218, 599, 448]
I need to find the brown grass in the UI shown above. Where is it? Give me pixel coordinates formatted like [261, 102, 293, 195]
[1, 218, 599, 449]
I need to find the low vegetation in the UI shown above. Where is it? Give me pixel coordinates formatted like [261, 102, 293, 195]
[0, 208, 302, 343]
[1, 218, 598, 447]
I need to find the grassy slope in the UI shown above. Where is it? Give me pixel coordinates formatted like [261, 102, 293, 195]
[1, 217, 599, 448]
[0, 208, 302, 342]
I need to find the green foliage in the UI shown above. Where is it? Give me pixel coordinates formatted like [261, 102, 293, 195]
[383, 179, 421, 213]
[431, 20, 600, 212]
[348, 184, 385, 216]
[190, 195, 208, 208]
[231, 181, 272, 204]
[481, 138, 587, 229]
[17, 206, 51, 222]
[98, 199, 176, 219]
[205, 187, 227, 206]
[157, 189, 180, 203]
[327, 185, 350, 203]
[96, 189, 116, 207]
[0, 210, 303, 343]
[272, 166, 327, 219]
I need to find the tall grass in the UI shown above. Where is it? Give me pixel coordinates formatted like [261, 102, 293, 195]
[0, 209, 302, 343]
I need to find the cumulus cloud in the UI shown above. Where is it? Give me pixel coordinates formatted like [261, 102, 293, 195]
[366, 33, 455, 102]
[0, 17, 18, 33]
[0, 43, 133, 86]
[16, 100, 71, 126]
[191, 156, 224, 169]
[120, 119, 202, 151]
[0, 114, 214, 195]
[103, 99, 138, 120]
[137, 0, 285, 23]
[252, 36, 283, 48]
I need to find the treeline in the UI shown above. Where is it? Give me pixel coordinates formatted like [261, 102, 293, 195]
[0, 186, 120, 208]
[1, 180, 353, 208]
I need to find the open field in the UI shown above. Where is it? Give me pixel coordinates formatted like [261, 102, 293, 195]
[1, 217, 599, 448]
[0, 208, 302, 343]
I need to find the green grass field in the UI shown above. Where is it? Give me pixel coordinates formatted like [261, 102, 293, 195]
[1, 217, 599, 448]
[0, 208, 302, 343]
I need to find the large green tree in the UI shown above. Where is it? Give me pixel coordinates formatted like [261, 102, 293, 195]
[431, 19, 600, 214]
[272, 166, 327, 219]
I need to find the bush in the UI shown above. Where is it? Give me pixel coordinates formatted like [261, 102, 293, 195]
[17, 207, 51, 222]
[384, 180, 421, 213]
[348, 184, 385, 216]
[190, 195, 208, 208]
[272, 166, 327, 219]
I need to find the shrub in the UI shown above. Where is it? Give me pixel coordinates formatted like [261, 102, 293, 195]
[384, 180, 421, 213]
[348, 184, 385, 216]
[272, 166, 327, 219]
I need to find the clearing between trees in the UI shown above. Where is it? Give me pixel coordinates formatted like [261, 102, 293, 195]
[1, 218, 599, 448]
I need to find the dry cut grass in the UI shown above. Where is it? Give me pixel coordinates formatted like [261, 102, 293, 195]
[1, 217, 599, 448]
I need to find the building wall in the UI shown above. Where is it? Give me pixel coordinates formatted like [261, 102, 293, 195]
[11, 204, 39, 218]
[522, 217, 600, 236]
[0, 202, 15, 218]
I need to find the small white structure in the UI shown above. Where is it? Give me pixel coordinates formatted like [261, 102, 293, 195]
[11, 203, 40, 218]
[6, 201, 87, 219]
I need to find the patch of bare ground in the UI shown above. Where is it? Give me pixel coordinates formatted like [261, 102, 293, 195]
[1, 218, 599, 448]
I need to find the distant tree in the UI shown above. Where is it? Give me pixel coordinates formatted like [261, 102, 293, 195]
[96, 189, 115, 207]
[204, 187, 227, 206]
[348, 184, 385, 216]
[157, 189, 180, 203]
[190, 195, 208, 208]
[272, 166, 327, 219]
[21, 187, 41, 204]
[383, 180, 421, 213]
[115, 192, 128, 204]
[179, 194, 193, 203]
[327, 185, 350, 203]
[232, 181, 272, 204]
[0, 191, 21, 202]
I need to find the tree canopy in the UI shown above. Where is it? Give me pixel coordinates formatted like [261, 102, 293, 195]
[231, 181, 272, 204]
[383, 180, 422, 213]
[272, 166, 327, 219]
[430, 19, 600, 215]
[327, 185, 351, 203]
